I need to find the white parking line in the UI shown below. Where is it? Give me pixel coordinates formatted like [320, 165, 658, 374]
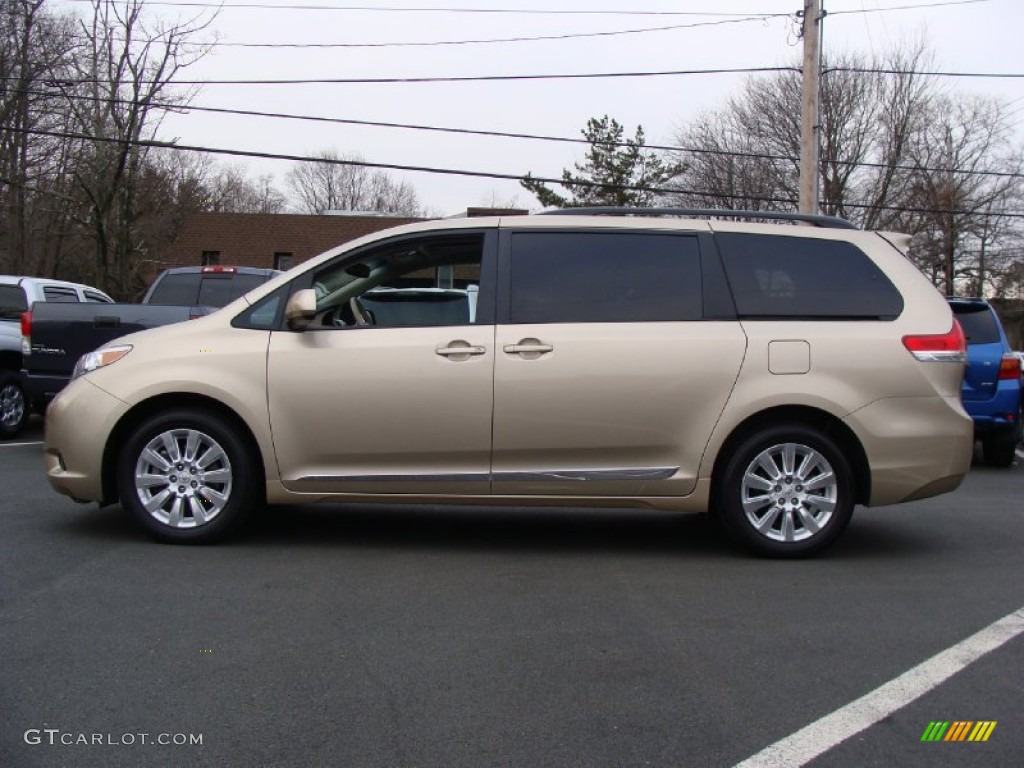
[733, 606, 1024, 767]
[0, 440, 43, 448]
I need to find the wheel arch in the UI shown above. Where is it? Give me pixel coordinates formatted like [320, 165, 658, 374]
[709, 405, 871, 510]
[101, 393, 267, 505]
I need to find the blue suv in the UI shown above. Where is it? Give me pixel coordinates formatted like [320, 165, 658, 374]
[948, 298, 1022, 466]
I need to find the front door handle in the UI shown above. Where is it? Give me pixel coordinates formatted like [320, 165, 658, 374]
[436, 341, 486, 361]
[503, 338, 553, 359]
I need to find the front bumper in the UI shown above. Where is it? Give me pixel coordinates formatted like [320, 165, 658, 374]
[44, 377, 128, 503]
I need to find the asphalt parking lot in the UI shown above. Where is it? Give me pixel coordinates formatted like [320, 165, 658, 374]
[2, 418, 1022, 768]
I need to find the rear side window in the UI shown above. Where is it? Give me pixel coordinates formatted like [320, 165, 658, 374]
[951, 304, 1001, 344]
[42, 286, 79, 302]
[716, 234, 903, 320]
[508, 231, 702, 323]
[196, 274, 266, 307]
[147, 273, 201, 305]
[0, 285, 27, 320]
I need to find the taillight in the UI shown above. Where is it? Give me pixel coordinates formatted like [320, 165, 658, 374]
[201, 266, 236, 274]
[902, 320, 967, 362]
[20, 310, 31, 356]
[998, 353, 1021, 380]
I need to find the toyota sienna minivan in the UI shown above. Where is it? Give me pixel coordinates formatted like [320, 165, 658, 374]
[43, 209, 973, 556]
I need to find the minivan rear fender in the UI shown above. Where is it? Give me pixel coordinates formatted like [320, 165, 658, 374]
[706, 405, 871, 509]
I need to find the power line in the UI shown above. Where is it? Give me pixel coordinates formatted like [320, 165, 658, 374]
[51, 2, 810, 16]
[20, 64, 1023, 88]
[173, 16, 786, 49]
[10, 125, 1024, 219]
[828, 67, 1024, 79]
[23, 87, 1024, 181]
[30, 67, 799, 86]
[828, 0, 990, 15]
[56, 0, 992, 15]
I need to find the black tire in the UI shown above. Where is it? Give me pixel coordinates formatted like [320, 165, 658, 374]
[117, 408, 259, 543]
[0, 372, 30, 440]
[982, 431, 1017, 468]
[716, 425, 855, 558]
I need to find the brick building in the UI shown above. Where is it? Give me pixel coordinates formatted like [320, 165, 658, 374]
[158, 212, 424, 273]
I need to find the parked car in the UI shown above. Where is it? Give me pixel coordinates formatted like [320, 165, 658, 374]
[0, 276, 113, 438]
[43, 209, 974, 557]
[947, 297, 1022, 466]
[21, 266, 280, 412]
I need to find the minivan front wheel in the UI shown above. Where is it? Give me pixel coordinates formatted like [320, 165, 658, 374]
[117, 409, 257, 543]
[717, 425, 854, 557]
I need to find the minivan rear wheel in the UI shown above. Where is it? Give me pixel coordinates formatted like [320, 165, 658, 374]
[717, 425, 854, 557]
[117, 408, 257, 543]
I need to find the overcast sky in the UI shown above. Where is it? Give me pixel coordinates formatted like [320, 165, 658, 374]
[54, 0, 1024, 215]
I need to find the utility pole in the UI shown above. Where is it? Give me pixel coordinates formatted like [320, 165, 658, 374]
[798, 0, 823, 215]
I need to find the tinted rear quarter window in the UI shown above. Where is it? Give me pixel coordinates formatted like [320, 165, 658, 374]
[197, 274, 267, 308]
[951, 304, 1001, 344]
[147, 273, 201, 305]
[508, 231, 702, 323]
[0, 285, 27, 320]
[716, 233, 903, 319]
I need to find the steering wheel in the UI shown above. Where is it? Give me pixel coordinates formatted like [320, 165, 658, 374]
[348, 297, 373, 326]
[326, 297, 375, 327]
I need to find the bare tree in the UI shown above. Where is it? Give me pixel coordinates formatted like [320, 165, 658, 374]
[0, 0, 79, 275]
[905, 94, 1024, 295]
[667, 43, 937, 223]
[58, 0, 215, 298]
[286, 149, 422, 216]
[665, 40, 1023, 297]
[204, 163, 286, 214]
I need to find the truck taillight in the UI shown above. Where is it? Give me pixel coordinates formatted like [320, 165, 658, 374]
[21, 310, 31, 356]
[998, 353, 1021, 380]
[902, 320, 967, 362]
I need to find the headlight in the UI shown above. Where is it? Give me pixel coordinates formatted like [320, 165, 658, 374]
[71, 344, 133, 380]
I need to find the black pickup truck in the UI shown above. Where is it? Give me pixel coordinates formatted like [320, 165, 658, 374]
[22, 266, 280, 410]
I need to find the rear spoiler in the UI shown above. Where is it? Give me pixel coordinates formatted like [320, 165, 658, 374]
[877, 231, 912, 254]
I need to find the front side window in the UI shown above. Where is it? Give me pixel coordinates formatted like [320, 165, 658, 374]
[309, 233, 489, 329]
[716, 233, 904, 320]
[508, 231, 702, 324]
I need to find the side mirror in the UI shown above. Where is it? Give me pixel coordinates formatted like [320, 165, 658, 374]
[284, 288, 317, 331]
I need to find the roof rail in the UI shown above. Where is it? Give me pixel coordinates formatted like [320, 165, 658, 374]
[537, 207, 858, 230]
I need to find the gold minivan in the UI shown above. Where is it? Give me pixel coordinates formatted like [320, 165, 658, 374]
[44, 211, 974, 556]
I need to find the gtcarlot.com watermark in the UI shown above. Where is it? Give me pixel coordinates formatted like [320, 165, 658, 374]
[24, 728, 202, 747]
